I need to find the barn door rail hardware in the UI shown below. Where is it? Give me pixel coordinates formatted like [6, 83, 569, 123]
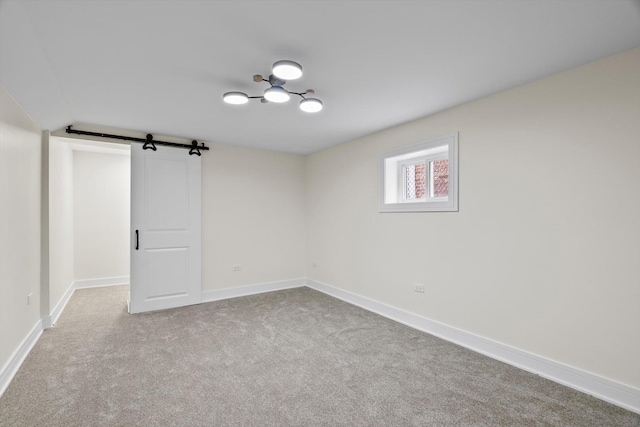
[65, 125, 209, 155]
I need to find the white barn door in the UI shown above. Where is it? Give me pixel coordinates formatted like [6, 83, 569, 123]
[129, 142, 201, 314]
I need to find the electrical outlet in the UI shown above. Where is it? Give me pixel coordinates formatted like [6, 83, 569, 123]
[414, 284, 425, 293]
[232, 265, 241, 272]
[27, 293, 33, 305]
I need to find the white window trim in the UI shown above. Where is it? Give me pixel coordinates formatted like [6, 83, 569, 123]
[379, 133, 459, 212]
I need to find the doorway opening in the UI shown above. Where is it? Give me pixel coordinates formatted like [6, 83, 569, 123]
[48, 136, 130, 324]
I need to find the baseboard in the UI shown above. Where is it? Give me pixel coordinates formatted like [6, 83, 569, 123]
[49, 280, 76, 327]
[305, 279, 640, 414]
[0, 319, 43, 397]
[201, 278, 306, 303]
[41, 316, 52, 330]
[12, 276, 637, 412]
[73, 276, 129, 289]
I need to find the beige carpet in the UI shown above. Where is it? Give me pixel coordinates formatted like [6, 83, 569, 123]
[0, 285, 638, 426]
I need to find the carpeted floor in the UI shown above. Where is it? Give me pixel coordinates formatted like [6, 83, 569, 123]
[0, 285, 638, 426]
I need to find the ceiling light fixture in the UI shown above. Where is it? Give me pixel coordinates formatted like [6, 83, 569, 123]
[264, 86, 290, 103]
[222, 60, 323, 113]
[272, 60, 303, 80]
[222, 91, 249, 105]
[300, 98, 323, 113]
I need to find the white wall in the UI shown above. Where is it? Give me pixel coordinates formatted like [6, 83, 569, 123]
[49, 137, 74, 310]
[202, 142, 306, 290]
[73, 150, 130, 281]
[306, 48, 640, 388]
[0, 86, 41, 371]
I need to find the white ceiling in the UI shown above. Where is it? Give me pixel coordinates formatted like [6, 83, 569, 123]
[2, 1, 639, 154]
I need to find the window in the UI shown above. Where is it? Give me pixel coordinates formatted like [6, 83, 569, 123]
[380, 133, 458, 212]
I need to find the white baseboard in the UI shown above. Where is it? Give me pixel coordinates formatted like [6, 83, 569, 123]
[49, 280, 76, 327]
[0, 320, 43, 397]
[74, 276, 129, 289]
[41, 316, 52, 330]
[201, 278, 305, 303]
[6, 277, 637, 413]
[305, 279, 640, 414]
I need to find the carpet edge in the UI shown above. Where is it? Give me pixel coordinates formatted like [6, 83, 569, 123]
[304, 278, 640, 415]
[201, 278, 306, 303]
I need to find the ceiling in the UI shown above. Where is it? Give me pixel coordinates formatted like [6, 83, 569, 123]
[1, 1, 639, 154]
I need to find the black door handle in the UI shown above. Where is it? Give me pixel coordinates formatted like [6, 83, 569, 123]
[135, 230, 139, 250]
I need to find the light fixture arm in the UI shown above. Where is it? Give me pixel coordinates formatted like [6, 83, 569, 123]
[249, 86, 314, 102]
[289, 89, 315, 99]
[253, 75, 312, 99]
[241, 78, 315, 102]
